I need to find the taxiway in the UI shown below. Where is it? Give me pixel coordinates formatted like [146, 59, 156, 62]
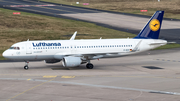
[1, 48, 180, 101]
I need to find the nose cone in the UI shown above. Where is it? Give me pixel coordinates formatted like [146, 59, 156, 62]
[2, 50, 10, 59]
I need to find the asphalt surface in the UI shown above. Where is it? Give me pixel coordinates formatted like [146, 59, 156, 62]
[0, 0, 180, 43]
[1, 48, 180, 101]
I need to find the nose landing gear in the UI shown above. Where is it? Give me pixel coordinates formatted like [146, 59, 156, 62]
[24, 61, 29, 70]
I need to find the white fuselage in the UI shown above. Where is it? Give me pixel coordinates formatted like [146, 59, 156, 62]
[3, 38, 167, 61]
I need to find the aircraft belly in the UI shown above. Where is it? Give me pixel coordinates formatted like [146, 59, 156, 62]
[7, 55, 54, 60]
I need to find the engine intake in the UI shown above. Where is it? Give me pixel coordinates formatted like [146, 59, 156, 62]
[62, 56, 82, 67]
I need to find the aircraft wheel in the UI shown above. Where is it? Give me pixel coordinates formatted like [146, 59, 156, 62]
[24, 65, 29, 70]
[86, 63, 94, 69]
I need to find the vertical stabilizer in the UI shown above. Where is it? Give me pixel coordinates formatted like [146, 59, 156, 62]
[134, 11, 164, 39]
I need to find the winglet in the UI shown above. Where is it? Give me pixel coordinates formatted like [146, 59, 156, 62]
[70, 31, 77, 40]
[131, 40, 142, 52]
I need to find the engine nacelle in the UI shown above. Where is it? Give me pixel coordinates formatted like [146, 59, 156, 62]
[62, 56, 82, 67]
[45, 59, 61, 64]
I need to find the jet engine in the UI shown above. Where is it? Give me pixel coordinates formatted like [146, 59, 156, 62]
[62, 56, 82, 67]
[45, 59, 61, 64]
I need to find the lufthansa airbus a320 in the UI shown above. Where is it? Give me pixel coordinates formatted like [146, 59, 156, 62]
[3, 11, 167, 70]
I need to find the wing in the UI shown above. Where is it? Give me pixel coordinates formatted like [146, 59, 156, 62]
[54, 52, 122, 61]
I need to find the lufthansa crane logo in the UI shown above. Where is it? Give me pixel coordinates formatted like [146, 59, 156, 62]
[149, 19, 160, 31]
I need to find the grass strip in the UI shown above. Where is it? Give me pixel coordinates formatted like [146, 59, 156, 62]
[40, 0, 180, 20]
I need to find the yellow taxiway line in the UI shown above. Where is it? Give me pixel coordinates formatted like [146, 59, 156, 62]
[6, 78, 55, 101]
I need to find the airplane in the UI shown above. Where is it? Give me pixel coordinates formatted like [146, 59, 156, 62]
[2, 11, 167, 70]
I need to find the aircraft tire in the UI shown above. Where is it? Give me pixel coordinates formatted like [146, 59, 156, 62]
[24, 65, 29, 70]
[86, 63, 93, 69]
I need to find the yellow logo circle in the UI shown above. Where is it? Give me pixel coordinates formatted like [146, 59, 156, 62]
[149, 19, 160, 31]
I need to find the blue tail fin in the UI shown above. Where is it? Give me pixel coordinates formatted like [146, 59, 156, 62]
[134, 11, 164, 39]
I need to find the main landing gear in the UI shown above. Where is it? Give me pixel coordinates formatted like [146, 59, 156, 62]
[24, 61, 29, 70]
[86, 63, 94, 69]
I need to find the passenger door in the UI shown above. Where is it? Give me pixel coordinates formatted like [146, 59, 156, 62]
[26, 42, 32, 54]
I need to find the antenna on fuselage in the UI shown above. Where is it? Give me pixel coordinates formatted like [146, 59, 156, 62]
[27, 39, 29, 41]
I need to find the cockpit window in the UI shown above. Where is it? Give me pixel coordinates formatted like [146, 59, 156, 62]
[9, 47, 14, 49]
[9, 47, 20, 50]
